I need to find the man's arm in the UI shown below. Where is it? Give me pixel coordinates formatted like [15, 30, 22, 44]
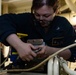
[6, 34, 37, 61]
[37, 45, 71, 60]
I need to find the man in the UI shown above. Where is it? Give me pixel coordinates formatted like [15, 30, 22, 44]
[0, 0, 76, 67]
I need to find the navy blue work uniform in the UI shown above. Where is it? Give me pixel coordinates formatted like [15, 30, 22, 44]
[0, 13, 76, 63]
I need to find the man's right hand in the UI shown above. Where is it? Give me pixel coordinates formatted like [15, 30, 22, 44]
[16, 43, 37, 61]
[6, 34, 37, 61]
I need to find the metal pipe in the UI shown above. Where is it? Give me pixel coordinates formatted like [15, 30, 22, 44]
[65, 0, 76, 12]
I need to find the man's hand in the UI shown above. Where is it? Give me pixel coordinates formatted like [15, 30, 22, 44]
[6, 34, 37, 61]
[16, 43, 38, 61]
[36, 45, 71, 60]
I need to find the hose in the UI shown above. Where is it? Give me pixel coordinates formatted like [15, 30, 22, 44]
[0, 43, 76, 73]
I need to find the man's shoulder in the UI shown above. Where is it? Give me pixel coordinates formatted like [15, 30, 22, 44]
[55, 16, 67, 20]
[17, 12, 34, 20]
[54, 16, 70, 25]
[1, 12, 33, 18]
[17, 12, 33, 17]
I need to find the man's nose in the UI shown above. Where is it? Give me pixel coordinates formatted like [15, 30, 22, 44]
[39, 16, 44, 20]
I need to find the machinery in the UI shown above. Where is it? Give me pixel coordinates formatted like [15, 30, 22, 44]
[0, 0, 76, 74]
[0, 43, 76, 75]
[3, 33, 46, 72]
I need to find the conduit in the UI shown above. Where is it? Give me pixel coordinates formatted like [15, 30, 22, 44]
[65, 0, 76, 12]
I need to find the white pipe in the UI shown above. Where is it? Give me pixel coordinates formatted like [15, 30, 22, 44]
[3, 46, 9, 58]
[0, 0, 1, 66]
[2, 0, 32, 3]
[60, 0, 76, 12]
[0, 0, 1, 15]
[62, 63, 76, 75]
[60, 57, 76, 75]
[53, 56, 59, 75]
[59, 5, 68, 12]
[47, 57, 53, 75]
[47, 56, 59, 75]
[65, 0, 76, 12]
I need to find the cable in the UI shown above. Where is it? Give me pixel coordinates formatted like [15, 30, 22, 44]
[0, 43, 76, 73]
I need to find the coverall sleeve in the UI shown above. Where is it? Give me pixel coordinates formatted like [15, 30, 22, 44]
[62, 18, 76, 62]
[0, 13, 29, 45]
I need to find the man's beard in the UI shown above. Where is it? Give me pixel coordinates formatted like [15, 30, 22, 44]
[39, 20, 51, 27]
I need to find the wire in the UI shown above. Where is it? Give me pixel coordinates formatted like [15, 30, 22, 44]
[0, 43, 76, 73]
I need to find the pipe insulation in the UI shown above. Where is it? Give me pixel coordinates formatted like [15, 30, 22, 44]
[65, 0, 76, 12]
[0, 0, 1, 15]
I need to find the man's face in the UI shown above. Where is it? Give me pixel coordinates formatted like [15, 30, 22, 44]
[34, 5, 55, 27]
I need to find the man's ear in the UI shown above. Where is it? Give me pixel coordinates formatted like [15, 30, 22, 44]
[55, 9, 59, 14]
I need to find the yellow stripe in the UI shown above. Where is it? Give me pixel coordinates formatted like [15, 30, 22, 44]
[17, 33, 28, 38]
[12, 52, 18, 55]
